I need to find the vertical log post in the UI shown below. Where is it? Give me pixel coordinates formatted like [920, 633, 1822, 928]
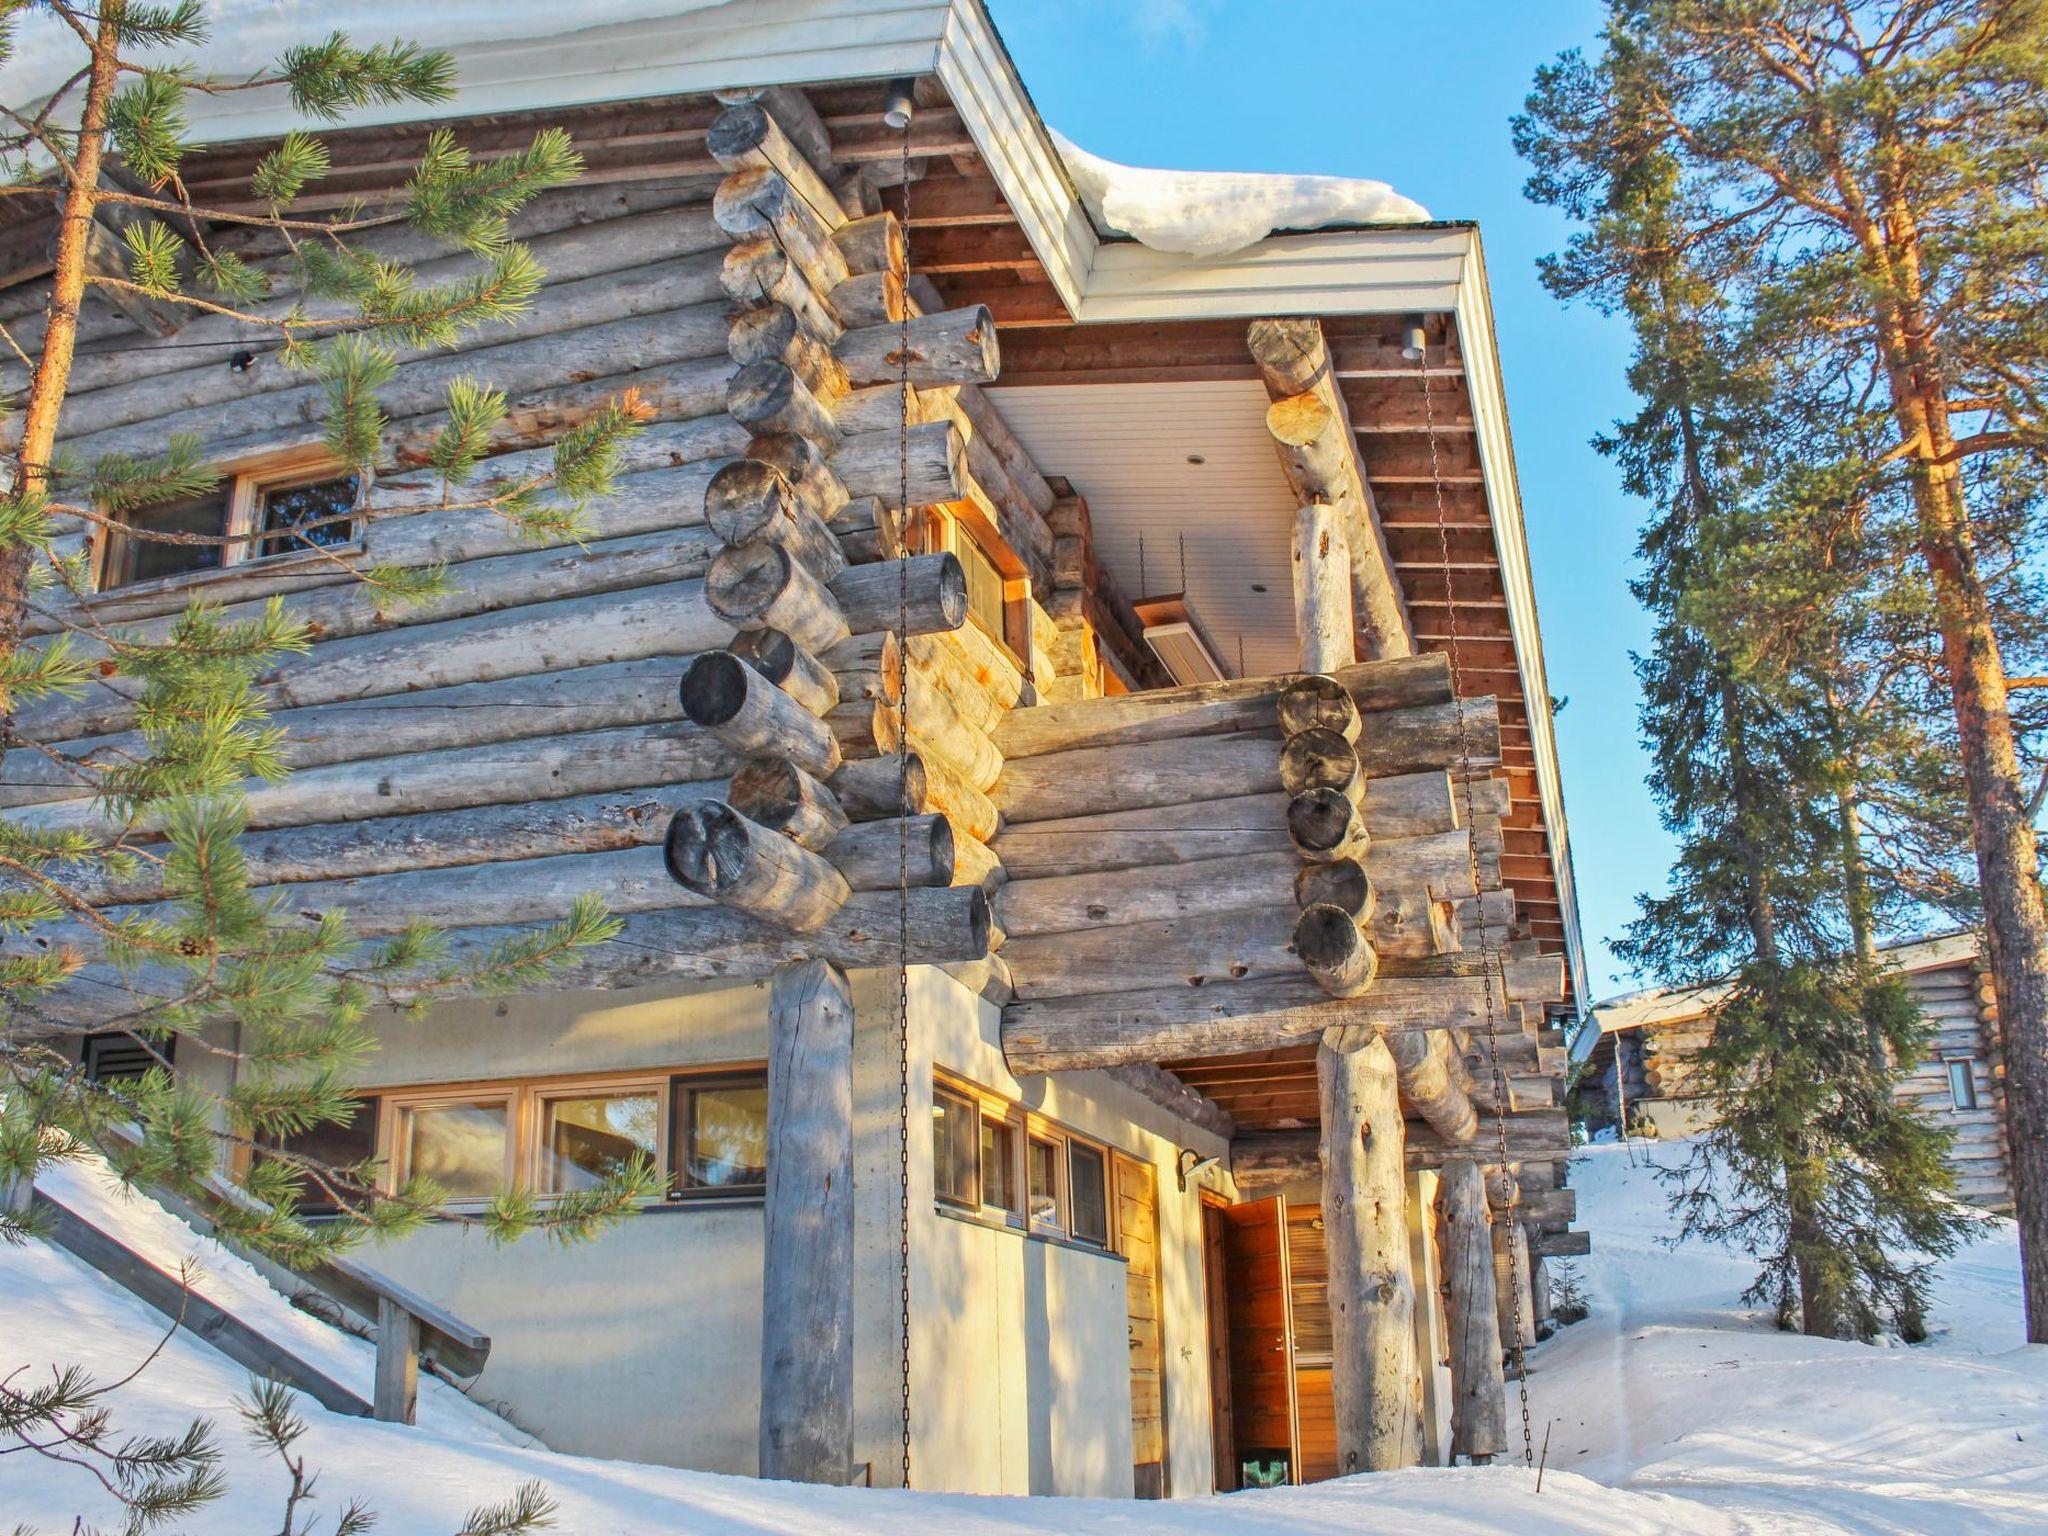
[759, 958, 856, 1483]
[1293, 500, 1356, 675]
[1319, 1035, 1421, 1471]
[1436, 1157, 1508, 1463]
[373, 1297, 421, 1425]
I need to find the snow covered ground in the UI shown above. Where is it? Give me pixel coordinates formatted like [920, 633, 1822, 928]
[5, 1141, 2042, 1534]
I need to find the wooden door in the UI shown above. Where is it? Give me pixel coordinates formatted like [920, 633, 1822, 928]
[1219, 1196, 1299, 1487]
[1117, 1155, 1167, 1497]
[1287, 1203, 1338, 1482]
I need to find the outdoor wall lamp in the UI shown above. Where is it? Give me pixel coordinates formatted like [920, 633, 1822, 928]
[1177, 1147, 1221, 1192]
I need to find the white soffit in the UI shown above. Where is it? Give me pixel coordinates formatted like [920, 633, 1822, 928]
[987, 381, 1304, 680]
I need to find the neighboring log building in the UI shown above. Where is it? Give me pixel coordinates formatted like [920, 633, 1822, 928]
[1577, 932, 2014, 1212]
[9, 0, 1588, 1497]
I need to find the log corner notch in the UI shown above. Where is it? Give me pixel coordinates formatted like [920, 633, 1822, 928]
[1250, 317, 1413, 664]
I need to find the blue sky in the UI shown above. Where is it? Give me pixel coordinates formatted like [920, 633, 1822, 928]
[986, 0, 1658, 999]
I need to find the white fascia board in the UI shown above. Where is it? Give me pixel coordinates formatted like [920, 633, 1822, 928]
[935, 0, 1095, 313]
[120, 0, 955, 147]
[1452, 230, 1590, 1018]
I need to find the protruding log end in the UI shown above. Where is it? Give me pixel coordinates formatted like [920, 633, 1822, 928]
[1266, 390, 1336, 449]
[1296, 858, 1377, 923]
[679, 652, 841, 780]
[1278, 673, 1362, 741]
[830, 751, 928, 821]
[1247, 317, 1329, 396]
[1280, 724, 1364, 800]
[829, 552, 967, 638]
[729, 757, 851, 851]
[679, 650, 756, 730]
[835, 304, 1002, 389]
[1289, 787, 1371, 863]
[707, 539, 851, 654]
[707, 102, 775, 167]
[664, 801, 850, 933]
[1294, 903, 1380, 998]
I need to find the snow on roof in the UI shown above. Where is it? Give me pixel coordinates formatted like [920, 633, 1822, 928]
[1050, 130, 1432, 260]
[2, 1, 736, 106]
[1588, 929, 1984, 1040]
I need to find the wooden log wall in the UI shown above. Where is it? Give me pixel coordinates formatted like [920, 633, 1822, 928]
[1, 100, 1054, 1003]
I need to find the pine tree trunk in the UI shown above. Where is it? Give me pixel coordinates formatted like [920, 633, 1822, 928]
[1826, 692, 1887, 1072]
[4, 6, 120, 673]
[1867, 184, 2048, 1343]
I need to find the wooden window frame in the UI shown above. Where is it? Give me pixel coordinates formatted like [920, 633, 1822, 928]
[668, 1067, 771, 1201]
[534, 1074, 668, 1197]
[931, 1081, 983, 1210]
[373, 1064, 767, 1209]
[96, 446, 363, 594]
[927, 1069, 1133, 1249]
[918, 504, 1031, 666]
[381, 1083, 523, 1209]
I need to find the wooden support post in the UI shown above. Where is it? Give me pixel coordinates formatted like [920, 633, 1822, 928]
[373, 1296, 420, 1425]
[1319, 1035, 1421, 1471]
[1293, 501, 1355, 673]
[1436, 1158, 1508, 1463]
[1493, 1217, 1537, 1354]
[759, 959, 856, 1484]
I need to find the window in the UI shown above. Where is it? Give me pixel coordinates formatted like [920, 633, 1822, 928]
[1068, 1140, 1110, 1247]
[1947, 1058, 1980, 1111]
[261, 1097, 379, 1216]
[542, 1086, 659, 1194]
[1027, 1134, 1062, 1230]
[257, 472, 361, 556]
[932, 1085, 980, 1208]
[103, 492, 230, 586]
[921, 506, 1027, 664]
[671, 1073, 768, 1197]
[980, 1115, 1019, 1217]
[395, 1097, 511, 1201]
[100, 459, 360, 590]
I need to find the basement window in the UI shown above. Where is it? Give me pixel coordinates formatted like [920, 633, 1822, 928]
[99, 456, 361, 591]
[393, 1096, 513, 1202]
[541, 1084, 660, 1194]
[671, 1072, 769, 1197]
[1946, 1057, 1980, 1111]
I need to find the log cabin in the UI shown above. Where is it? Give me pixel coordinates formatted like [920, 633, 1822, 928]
[1577, 931, 2014, 1213]
[8, 0, 1591, 1496]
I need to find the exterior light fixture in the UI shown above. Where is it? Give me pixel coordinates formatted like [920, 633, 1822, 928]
[1401, 314, 1427, 363]
[1177, 1147, 1221, 1192]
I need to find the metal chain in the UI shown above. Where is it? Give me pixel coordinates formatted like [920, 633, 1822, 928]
[1420, 331, 1535, 1470]
[893, 112, 915, 1493]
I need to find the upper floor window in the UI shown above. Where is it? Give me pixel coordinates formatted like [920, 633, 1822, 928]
[100, 456, 361, 591]
[920, 505, 1029, 666]
[1946, 1057, 1980, 1111]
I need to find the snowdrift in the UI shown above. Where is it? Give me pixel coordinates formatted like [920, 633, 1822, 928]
[5, 1142, 2043, 1533]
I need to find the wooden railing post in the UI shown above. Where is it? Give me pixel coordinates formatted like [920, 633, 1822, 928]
[759, 957, 856, 1483]
[373, 1295, 420, 1424]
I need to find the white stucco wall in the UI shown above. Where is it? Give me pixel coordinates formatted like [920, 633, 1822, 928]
[243, 965, 1224, 1494]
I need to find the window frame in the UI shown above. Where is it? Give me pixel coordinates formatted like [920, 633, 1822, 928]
[534, 1074, 667, 1196]
[373, 1065, 769, 1210]
[96, 447, 364, 594]
[382, 1085, 522, 1208]
[1945, 1056, 1981, 1111]
[668, 1067, 772, 1201]
[1065, 1135, 1113, 1249]
[931, 1082, 983, 1210]
[919, 503, 1031, 666]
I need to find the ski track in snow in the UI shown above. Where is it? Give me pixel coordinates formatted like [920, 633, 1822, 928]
[4, 1140, 2044, 1534]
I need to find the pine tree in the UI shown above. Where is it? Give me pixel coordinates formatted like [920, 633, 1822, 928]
[1517, 92, 1978, 1335]
[0, 9, 659, 1522]
[1518, 0, 2048, 1343]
